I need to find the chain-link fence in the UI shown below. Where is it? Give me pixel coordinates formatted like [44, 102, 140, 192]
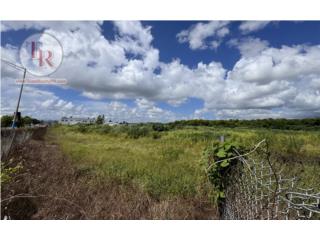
[220, 139, 320, 220]
[1, 127, 47, 160]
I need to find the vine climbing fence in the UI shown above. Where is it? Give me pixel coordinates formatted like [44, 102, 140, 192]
[216, 139, 320, 220]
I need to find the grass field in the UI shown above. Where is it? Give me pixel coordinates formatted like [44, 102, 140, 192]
[48, 124, 320, 205]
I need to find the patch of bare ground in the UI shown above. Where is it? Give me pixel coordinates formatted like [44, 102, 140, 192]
[1, 138, 218, 219]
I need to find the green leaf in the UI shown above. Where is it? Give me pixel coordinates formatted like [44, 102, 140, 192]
[233, 142, 240, 149]
[220, 160, 229, 167]
[224, 143, 232, 151]
[219, 191, 225, 198]
[216, 149, 227, 158]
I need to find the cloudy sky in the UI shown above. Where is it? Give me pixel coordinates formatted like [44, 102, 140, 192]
[1, 21, 320, 122]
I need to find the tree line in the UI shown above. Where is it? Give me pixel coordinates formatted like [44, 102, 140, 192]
[1, 114, 319, 130]
[168, 118, 320, 130]
[1, 115, 41, 128]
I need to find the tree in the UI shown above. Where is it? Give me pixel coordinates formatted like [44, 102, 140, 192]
[152, 123, 167, 132]
[1, 115, 13, 127]
[96, 115, 105, 125]
[1, 115, 41, 128]
[22, 116, 33, 126]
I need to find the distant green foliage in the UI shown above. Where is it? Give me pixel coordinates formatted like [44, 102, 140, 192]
[69, 123, 166, 140]
[1, 115, 41, 128]
[76, 124, 89, 133]
[169, 118, 320, 131]
[152, 123, 168, 132]
[22, 116, 40, 125]
[95, 115, 105, 125]
[99, 125, 112, 134]
[176, 131, 220, 143]
[72, 124, 112, 134]
[50, 124, 320, 203]
[109, 125, 129, 135]
[1, 115, 13, 127]
[152, 132, 161, 139]
[127, 126, 150, 139]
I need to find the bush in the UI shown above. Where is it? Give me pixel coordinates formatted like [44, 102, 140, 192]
[152, 132, 161, 139]
[1, 115, 13, 127]
[109, 125, 129, 136]
[75, 124, 89, 133]
[127, 126, 150, 139]
[152, 123, 168, 132]
[98, 125, 112, 134]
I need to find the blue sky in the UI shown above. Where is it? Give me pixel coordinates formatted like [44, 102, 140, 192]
[1, 21, 320, 121]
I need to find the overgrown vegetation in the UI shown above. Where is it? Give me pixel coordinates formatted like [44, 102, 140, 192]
[49, 123, 320, 203]
[49, 125, 209, 200]
[0, 162, 23, 184]
[202, 141, 246, 201]
[169, 118, 320, 130]
[2, 121, 319, 219]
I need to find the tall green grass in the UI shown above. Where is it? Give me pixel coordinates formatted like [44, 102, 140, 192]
[49, 125, 212, 200]
[49, 124, 320, 200]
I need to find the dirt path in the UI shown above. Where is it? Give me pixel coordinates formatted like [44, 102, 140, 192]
[1, 137, 218, 219]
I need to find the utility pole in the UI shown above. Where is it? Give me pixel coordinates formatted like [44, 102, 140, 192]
[1, 59, 27, 128]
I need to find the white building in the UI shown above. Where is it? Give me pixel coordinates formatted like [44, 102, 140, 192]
[60, 116, 95, 125]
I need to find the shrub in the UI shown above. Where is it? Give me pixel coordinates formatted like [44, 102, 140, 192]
[108, 125, 128, 136]
[127, 126, 150, 139]
[75, 124, 89, 133]
[1, 115, 13, 127]
[98, 125, 112, 134]
[88, 125, 111, 134]
[152, 132, 161, 139]
[152, 123, 168, 132]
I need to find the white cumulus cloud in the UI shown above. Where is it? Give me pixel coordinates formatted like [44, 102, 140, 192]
[177, 21, 230, 50]
[239, 21, 271, 34]
[1, 21, 320, 121]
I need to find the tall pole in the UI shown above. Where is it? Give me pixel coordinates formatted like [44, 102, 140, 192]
[11, 68, 27, 128]
[1, 59, 27, 128]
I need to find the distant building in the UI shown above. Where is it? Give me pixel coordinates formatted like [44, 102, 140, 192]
[60, 116, 95, 125]
[60, 116, 128, 126]
[103, 120, 129, 126]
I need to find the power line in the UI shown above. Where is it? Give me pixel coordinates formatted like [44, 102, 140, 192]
[1, 58, 25, 71]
